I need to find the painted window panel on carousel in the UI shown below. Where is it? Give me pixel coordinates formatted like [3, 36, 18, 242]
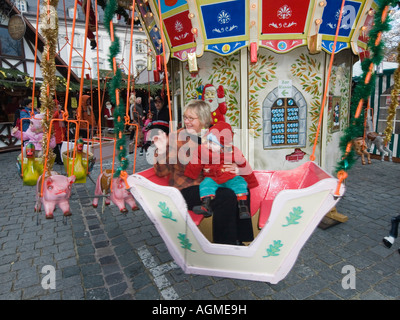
[319, 0, 361, 37]
[163, 10, 194, 48]
[201, 0, 246, 40]
[261, 0, 310, 34]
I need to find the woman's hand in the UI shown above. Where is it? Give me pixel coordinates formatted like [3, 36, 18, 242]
[152, 130, 168, 155]
[11, 126, 19, 135]
[223, 163, 239, 175]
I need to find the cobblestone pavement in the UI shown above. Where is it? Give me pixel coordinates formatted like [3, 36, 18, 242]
[0, 146, 399, 300]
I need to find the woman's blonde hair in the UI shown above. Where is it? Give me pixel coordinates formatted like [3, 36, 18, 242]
[183, 99, 211, 128]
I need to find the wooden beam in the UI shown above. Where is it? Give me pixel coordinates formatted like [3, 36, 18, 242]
[318, 207, 348, 230]
[326, 207, 348, 223]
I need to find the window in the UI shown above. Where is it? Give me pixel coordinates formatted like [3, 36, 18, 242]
[263, 86, 307, 148]
[136, 61, 146, 73]
[68, 7, 77, 19]
[96, 35, 102, 51]
[72, 57, 83, 78]
[270, 98, 300, 146]
[58, 33, 66, 47]
[135, 40, 146, 54]
[92, 58, 105, 78]
[378, 93, 400, 134]
[73, 34, 82, 49]
[15, 0, 27, 13]
[0, 26, 23, 57]
[98, 60, 105, 70]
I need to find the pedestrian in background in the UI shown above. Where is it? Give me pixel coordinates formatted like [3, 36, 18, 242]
[80, 95, 95, 138]
[149, 96, 169, 135]
[53, 100, 66, 165]
[19, 99, 38, 132]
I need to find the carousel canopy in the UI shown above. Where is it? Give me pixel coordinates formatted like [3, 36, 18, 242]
[134, 0, 380, 61]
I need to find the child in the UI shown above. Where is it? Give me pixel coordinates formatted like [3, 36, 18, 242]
[184, 122, 258, 219]
[140, 112, 153, 156]
[12, 113, 56, 157]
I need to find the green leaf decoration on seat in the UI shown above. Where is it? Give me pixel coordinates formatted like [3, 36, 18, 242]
[263, 240, 283, 258]
[282, 206, 303, 227]
[158, 202, 177, 222]
[177, 233, 196, 252]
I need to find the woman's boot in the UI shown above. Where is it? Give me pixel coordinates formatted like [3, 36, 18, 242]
[238, 200, 251, 219]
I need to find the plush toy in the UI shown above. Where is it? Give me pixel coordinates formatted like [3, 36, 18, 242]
[12, 113, 56, 156]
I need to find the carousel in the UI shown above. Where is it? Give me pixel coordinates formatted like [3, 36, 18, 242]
[125, 0, 399, 283]
[16, 0, 399, 284]
[133, 0, 388, 173]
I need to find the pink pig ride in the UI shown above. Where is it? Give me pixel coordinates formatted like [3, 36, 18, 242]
[35, 174, 76, 219]
[92, 169, 138, 213]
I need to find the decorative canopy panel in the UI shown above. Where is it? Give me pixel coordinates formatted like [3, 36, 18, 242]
[136, 0, 164, 55]
[353, 1, 378, 60]
[134, 0, 378, 62]
[261, 0, 311, 36]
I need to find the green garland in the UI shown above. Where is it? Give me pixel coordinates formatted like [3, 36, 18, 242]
[335, 0, 399, 174]
[98, 0, 130, 23]
[104, 0, 129, 177]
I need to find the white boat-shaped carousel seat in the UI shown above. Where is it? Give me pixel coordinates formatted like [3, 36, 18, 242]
[127, 161, 345, 283]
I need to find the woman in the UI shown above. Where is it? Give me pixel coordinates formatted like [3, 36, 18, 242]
[152, 99, 254, 245]
[80, 95, 95, 138]
[129, 95, 144, 142]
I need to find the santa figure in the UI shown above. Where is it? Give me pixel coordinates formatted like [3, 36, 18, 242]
[202, 84, 227, 124]
[104, 101, 114, 129]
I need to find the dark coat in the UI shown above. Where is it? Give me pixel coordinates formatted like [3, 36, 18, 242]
[150, 105, 170, 134]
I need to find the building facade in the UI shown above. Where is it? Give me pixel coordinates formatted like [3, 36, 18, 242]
[0, 0, 148, 150]
[19, 0, 148, 80]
